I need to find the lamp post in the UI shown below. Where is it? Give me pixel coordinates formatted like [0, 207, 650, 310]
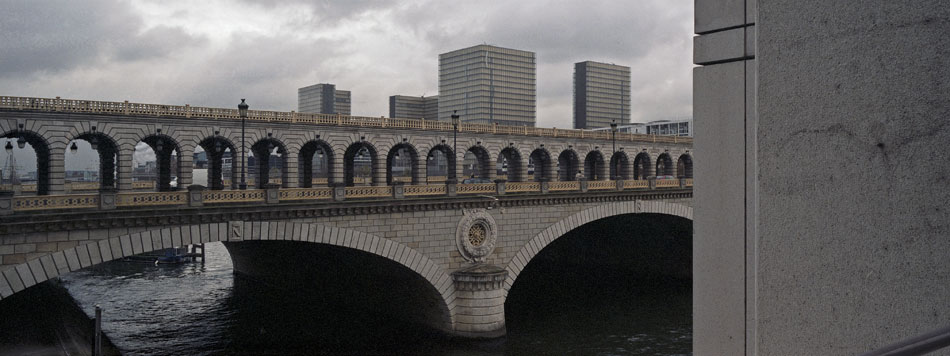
[610, 119, 618, 179]
[238, 99, 248, 190]
[451, 110, 460, 179]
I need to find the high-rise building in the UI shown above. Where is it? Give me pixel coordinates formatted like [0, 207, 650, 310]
[389, 95, 439, 120]
[298, 83, 351, 115]
[438, 45, 536, 126]
[573, 61, 631, 129]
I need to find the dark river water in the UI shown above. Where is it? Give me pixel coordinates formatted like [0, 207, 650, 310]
[55, 239, 691, 355]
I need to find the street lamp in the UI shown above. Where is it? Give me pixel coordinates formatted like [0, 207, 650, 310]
[610, 119, 618, 179]
[238, 99, 248, 190]
[451, 110, 460, 179]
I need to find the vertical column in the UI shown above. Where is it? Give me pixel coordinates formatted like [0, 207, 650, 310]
[415, 155, 427, 185]
[451, 264, 508, 338]
[372, 152, 386, 186]
[178, 146, 193, 189]
[116, 146, 134, 192]
[47, 149, 65, 195]
[330, 153, 344, 186]
[284, 152, 298, 188]
[693, 0, 755, 355]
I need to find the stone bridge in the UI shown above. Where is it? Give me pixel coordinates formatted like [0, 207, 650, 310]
[0, 96, 694, 338]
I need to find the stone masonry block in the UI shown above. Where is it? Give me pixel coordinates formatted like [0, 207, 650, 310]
[64, 249, 81, 271]
[2, 268, 24, 293]
[16, 264, 36, 288]
[39, 255, 58, 280]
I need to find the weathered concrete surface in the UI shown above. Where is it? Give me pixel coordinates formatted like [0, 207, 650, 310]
[755, 1, 950, 354]
[696, 0, 950, 355]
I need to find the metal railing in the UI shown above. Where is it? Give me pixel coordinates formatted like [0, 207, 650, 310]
[859, 324, 950, 356]
[0, 95, 691, 145]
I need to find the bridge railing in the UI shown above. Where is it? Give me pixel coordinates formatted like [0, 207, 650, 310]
[0, 96, 691, 145]
[0, 179, 689, 213]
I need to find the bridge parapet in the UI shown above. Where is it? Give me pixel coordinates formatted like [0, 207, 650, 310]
[0, 180, 691, 215]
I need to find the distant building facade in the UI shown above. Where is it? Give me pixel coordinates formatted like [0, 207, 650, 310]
[438, 45, 536, 126]
[590, 123, 647, 134]
[298, 83, 351, 115]
[573, 61, 631, 129]
[389, 95, 439, 120]
[645, 118, 693, 137]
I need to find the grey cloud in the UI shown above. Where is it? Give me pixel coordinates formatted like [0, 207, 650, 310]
[0, 0, 207, 79]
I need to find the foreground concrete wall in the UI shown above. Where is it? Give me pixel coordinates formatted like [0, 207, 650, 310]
[695, 0, 950, 354]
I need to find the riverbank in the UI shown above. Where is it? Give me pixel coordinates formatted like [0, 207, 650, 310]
[0, 279, 120, 356]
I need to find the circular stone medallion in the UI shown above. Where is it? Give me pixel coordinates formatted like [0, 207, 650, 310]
[456, 209, 498, 263]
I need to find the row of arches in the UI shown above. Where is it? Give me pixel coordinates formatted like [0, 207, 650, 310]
[1, 130, 693, 195]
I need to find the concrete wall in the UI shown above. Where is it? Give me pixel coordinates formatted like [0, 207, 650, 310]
[695, 0, 950, 354]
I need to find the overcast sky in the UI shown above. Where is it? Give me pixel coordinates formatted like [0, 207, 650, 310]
[0, 0, 693, 125]
[1, 0, 693, 173]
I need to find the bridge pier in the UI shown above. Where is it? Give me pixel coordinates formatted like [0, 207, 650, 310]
[450, 264, 508, 338]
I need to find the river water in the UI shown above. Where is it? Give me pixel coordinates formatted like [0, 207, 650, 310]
[57, 242, 691, 355]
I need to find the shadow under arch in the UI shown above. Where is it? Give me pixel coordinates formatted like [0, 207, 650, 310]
[502, 200, 693, 294]
[633, 151, 652, 180]
[609, 150, 631, 180]
[299, 139, 335, 187]
[197, 135, 237, 190]
[557, 149, 580, 181]
[0, 221, 457, 335]
[464, 145, 491, 180]
[656, 152, 674, 177]
[584, 150, 606, 181]
[529, 148, 553, 182]
[139, 134, 182, 191]
[344, 141, 379, 186]
[250, 136, 288, 189]
[497, 146, 523, 182]
[2, 128, 51, 195]
[426, 144, 456, 183]
[677, 153, 694, 179]
[386, 142, 419, 185]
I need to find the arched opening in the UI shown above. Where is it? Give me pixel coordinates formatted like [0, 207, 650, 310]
[677, 154, 693, 179]
[222, 240, 451, 344]
[506, 213, 692, 354]
[197, 136, 236, 190]
[656, 153, 674, 178]
[609, 151, 631, 180]
[344, 141, 378, 186]
[386, 143, 418, 185]
[584, 151, 606, 181]
[66, 132, 118, 192]
[633, 151, 652, 180]
[426, 144, 455, 183]
[299, 140, 334, 187]
[462, 146, 491, 181]
[135, 135, 181, 191]
[250, 137, 287, 189]
[1, 130, 49, 195]
[557, 149, 580, 181]
[497, 146, 523, 182]
[528, 148, 552, 182]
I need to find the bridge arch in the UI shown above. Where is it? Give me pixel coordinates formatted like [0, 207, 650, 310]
[677, 153, 694, 178]
[656, 152, 674, 177]
[344, 141, 379, 186]
[250, 136, 288, 188]
[463, 145, 491, 180]
[502, 200, 693, 293]
[633, 151, 652, 180]
[386, 142, 420, 185]
[528, 147, 553, 182]
[583, 150, 606, 180]
[138, 134, 182, 191]
[299, 139, 334, 187]
[426, 144, 455, 183]
[64, 131, 120, 192]
[497, 146, 523, 182]
[557, 148, 580, 181]
[1, 126, 51, 195]
[0, 221, 458, 333]
[609, 150, 631, 180]
[197, 135, 237, 190]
